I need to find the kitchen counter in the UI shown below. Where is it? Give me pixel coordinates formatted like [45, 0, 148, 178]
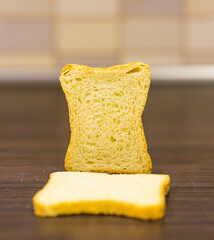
[0, 83, 214, 240]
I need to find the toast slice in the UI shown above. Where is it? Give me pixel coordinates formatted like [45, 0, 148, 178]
[60, 62, 152, 174]
[33, 172, 170, 220]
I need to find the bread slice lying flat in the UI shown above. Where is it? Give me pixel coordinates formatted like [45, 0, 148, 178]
[33, 172, 170, 220]
[60, 62, 152, 174]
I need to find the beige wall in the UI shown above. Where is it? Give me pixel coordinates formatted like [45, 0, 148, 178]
[0, 0, 214, 75]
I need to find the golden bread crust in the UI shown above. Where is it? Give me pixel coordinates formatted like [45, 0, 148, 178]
[60, 62, 152, 174]
[33, 172, 170, 220]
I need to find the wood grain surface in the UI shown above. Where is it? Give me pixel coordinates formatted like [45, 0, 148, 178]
[0, 83, 214, 240]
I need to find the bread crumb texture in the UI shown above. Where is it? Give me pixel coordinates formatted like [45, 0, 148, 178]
[33, 172, 170, 220]
[60, 62, 152, 174]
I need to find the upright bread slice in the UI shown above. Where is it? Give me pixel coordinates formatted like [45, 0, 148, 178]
[60, 62, 152, 174]
[33, 172, 170, 220]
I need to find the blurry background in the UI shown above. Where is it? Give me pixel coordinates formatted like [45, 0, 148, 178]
[0, 0, 214, 82]
[1, 2, 214, 236]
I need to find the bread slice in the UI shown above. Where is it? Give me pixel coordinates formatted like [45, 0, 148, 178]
[33, 172, 170, 220]
[60, 62, 152, 174]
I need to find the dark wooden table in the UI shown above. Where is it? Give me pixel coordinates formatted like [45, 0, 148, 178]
[0, 83, 214, 240]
